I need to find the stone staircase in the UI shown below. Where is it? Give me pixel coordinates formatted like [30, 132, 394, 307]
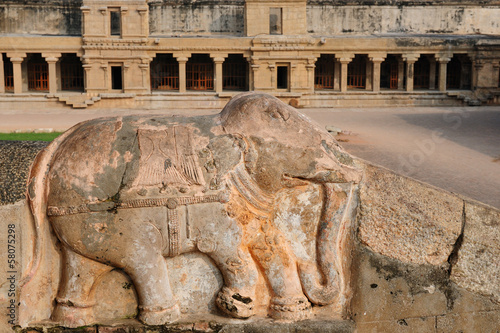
[447, 89, 496, 106]
[54, 93, 101, 109]
[301, 91, 465, 108]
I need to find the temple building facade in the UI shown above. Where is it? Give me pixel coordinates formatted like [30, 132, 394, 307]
[1, 0, 500, 109]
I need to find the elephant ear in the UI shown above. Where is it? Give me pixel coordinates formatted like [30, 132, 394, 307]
[207, 134, 247, 177]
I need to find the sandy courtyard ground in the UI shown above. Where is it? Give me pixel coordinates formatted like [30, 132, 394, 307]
[1, 104, 499, 209]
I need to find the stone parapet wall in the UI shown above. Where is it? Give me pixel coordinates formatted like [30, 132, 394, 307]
[307, 3, 500, 35]
[0, 0, 82, 36]
[148, 0, 244, 36]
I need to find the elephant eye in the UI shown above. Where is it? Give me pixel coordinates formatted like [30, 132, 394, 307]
[271, 111, 281, 119]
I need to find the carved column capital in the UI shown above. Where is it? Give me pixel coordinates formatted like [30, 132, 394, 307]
[368, 53, 387, 63]
[80, 6, 91, 14]
[436, 56, 451, 64]
[6, 53, 26, 63]
[403, 54, 420, 63]
[336, 57, 352, 64]
[42, 53, 62, 63]
[369, 57, 386, 64]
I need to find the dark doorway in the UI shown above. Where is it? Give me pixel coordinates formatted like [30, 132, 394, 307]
[381, 55, 399, 89]
[348, 55, 367, 89]
[60, 54, 84, 91]
[447, 55, 472, 90]
[3, 54, 13, 91]
[187, 54, 213, 90]
[111, 66, 123, 90]
[27, 53, 49, 91]
[151, 54, 179, 91]
[277, 65, 288, 89]
[223, 54, 248, 91]
[315, 54, 335, 90]
[414, 56, 431, 89]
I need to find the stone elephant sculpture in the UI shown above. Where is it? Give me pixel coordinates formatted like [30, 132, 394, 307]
[24, 92, 361, 327]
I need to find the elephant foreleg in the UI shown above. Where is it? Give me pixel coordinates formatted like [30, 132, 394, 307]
[205, 245, 258, 319]
[52, 247, 112, 328]
[249, 221, 312, 320]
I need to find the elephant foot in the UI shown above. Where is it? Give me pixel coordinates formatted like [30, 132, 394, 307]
[51, 298, 95, 328]
[216, 287, 255, 319]
[138, 303, 181, 325]
[269, 296, 312, 321]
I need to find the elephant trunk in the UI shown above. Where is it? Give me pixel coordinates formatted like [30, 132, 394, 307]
[297, 183, 356, 306]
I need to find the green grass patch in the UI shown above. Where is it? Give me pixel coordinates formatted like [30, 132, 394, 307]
[0, 132, 62, 142]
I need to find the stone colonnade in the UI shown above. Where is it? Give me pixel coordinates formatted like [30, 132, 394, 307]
[0, 51, 482, 95]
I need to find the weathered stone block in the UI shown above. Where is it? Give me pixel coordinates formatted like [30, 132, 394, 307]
[450, 200, 500, 303]
[351, 246, 449, 323]
[358, 164, 463, 266]
[436, 310, 500, 333]
[356, 316, 436, 333]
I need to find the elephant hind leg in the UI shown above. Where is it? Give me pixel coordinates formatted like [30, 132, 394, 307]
[121, 252, 180, 325]
[52, 247, 112, 328]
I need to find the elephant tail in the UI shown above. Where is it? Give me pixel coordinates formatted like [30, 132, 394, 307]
[297, 183, 357, 307]
[20, 126, 77, 287]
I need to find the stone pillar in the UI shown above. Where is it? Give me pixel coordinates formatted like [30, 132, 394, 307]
[81, 6, 90, 37]
[176, 56, 188, 93]
[403, 54, 419, 92]
[429, 58, 437, 90]
[250, 63, 260, 91]
[139, 59, 151, 93]
[336, 56, 352, 93]
[123, 62, 130, 91]
[138, 7, 149, 37]
[365, 61, 372, 91]
[437, 56, 451, 92]
[0, 54, 4, 93]
[472, 60, 483, 90]
[43, 53, 61, 95]
[334, 61, 340, 91]
[398, 58, 405, 90]
[213, 57, 225, 93]
[82, 63, 92, 93]
[269, 63, 276, 88]
[306, 58, 316, 93]
[290, 63, 297, 91]
[7, 53, 26, 94]
[369, 55, 386, 92]
[100, 63, 108, 90]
